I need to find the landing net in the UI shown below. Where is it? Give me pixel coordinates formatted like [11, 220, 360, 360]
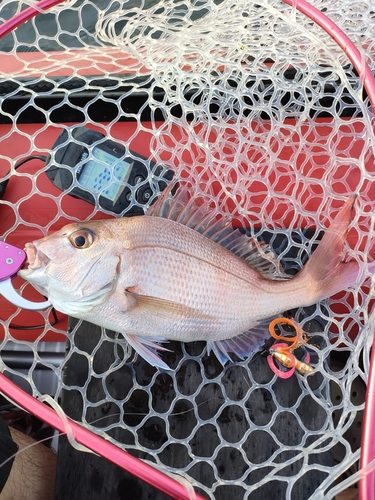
[0, 1, 375, 499]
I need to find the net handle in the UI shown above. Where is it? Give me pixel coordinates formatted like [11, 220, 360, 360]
[0, 372, 205, 500]
[0, 0, 66, 39]
[280, 1, 375, 498]
[359, 319, 375, 498]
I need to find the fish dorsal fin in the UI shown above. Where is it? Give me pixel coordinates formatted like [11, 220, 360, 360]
[219, 230, 287, 279]
[147, 182, 235, 239]
[147, 181, 216, 230]
[148, 181, 287, 280]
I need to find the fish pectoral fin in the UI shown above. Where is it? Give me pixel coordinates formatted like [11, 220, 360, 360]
[124, 333, 171, 370]
[207, 321, 271, 365]
[125, 289, 214, 322]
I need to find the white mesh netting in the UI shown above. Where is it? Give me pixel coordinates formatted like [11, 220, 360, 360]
[1, 0, 375, 498]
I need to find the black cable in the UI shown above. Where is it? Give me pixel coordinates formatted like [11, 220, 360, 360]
[9, 307, 60, 331]
[0, 155, 47, 200]
[14, 155, 47, 168]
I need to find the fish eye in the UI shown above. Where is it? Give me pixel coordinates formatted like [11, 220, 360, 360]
[69, 229, 95, 249]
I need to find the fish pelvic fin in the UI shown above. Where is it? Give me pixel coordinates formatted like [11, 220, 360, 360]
[297, 196, 360, 302]
[124, 333, 172, 370]
[207, 323, 270, 365]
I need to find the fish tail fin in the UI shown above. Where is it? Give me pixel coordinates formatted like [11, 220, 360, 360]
[298, 196, 360, 302]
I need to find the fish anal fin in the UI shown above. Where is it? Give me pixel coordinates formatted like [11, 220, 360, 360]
[207, 322, 271, 365]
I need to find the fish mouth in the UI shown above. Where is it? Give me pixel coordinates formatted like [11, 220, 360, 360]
[21, 242, 50, 272]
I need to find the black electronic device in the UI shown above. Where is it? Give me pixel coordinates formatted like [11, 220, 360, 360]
[45, 126, 174, 215]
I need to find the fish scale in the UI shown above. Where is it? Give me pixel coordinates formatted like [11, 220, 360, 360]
[128, 247, 249, 338]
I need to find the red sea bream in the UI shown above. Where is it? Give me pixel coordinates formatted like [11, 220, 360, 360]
[19, 188, 359, 369]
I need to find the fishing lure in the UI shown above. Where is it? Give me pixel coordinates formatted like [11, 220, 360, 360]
[268, 317, 309, 350]
[267, 342, 313, 379]
[267, 318, 315, 379]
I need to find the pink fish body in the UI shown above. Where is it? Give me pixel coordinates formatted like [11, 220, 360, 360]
[19, 188, 359, 369]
